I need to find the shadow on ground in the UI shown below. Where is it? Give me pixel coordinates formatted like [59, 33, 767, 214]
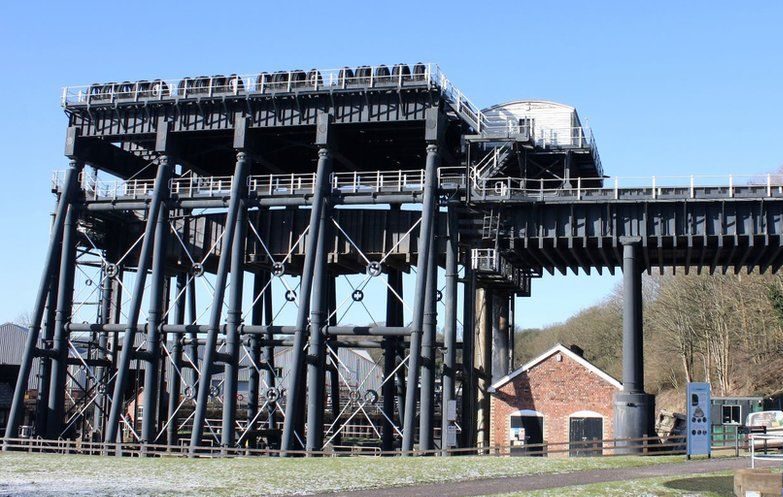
[663, 475, 734, 496]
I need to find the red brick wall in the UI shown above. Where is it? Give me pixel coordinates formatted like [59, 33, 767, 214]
[490, 350, 620, 449]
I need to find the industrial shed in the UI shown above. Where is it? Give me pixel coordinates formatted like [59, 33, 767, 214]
[483, 99, 590, 149]
[488, 343, 621, 456]
[0, 323, 41, 433]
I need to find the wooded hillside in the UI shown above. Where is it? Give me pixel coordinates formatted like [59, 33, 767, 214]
[515, 272, 783, 411]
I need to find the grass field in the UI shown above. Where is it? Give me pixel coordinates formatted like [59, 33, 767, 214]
[0, 452, 693, 496]
[502, 471, 735, 497]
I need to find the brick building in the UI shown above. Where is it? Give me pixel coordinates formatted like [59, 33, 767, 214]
[488, 343, 621, 456]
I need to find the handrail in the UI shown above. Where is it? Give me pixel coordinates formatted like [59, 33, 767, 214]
[51, 169, 783, 202]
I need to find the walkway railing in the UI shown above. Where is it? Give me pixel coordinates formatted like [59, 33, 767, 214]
[471, 173, 783, 201]
[52, 169, 783, 203]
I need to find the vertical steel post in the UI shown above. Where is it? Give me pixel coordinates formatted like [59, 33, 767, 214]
[142, 155, 172, 448]
[45, 202, 78, 438]
[281, 116, 333, 454]
[93, 261, 114, 439]
[475, 286, 493, 448]
[246, 270, 267, 443]
[105, 158, 173, 446]
[614, 238, 650, 450]
[34, 262, 59, 437]
[186, 275, 198, 388]
[222, 204, 248, 449]
[441, 206, 458, 455]
[418, 228, 438, 452]
[190, 151, 249, 454]
[166, 273, 187, 447]
[326, 278, 340, 447]
[401, 142, 439, 454]
[5, 158, 81, 445]
[305, 196, 331, 453]
[459, 265, 476, 449]
[382, 266, 403, 451]
[491, 292, 510, 384]
[262, 275, 276, 434]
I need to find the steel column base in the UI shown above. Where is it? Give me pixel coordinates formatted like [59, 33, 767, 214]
[613, 392, 654, 454]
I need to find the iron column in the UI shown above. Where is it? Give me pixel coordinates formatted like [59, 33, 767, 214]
[142, 155, 173, 448]
[614, 237, 651, 451]
[105, 157, 173, 446]
[281, 114, 333, 454]
[166, 273, 187, 447]
[45, 202, 78, 438]
[5, 157, 81, 445]
[190, 150, 249, 454]
[418, 228, 438, 452]
[222, 203, 248, 449]
[441, 206, 458, 455]
[401, 141, 439, 454]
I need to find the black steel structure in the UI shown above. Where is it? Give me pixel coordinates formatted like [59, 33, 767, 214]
[4, 63, 783, 456]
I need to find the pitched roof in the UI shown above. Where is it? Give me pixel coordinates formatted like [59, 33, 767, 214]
[488, 343, 622, 393]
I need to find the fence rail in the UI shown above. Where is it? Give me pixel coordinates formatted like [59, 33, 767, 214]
[0, 434, 745, 459]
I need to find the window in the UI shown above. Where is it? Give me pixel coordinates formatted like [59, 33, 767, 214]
[722, 405, 741, 425]
[518, 117, 535, 136]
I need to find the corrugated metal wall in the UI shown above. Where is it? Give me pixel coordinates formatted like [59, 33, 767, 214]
[0, 323, 41, 390]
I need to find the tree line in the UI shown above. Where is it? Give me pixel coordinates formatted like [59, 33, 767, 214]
[515, 271, 783, 408]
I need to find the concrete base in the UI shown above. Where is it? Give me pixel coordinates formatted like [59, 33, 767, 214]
[613, 392, 655, 453]
[734, 469, 782, 497]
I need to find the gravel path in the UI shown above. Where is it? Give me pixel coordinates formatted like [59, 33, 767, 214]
[309, 457, 770, 497]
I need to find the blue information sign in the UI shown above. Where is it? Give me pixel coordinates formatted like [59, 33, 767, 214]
[686, 382, 711, 457]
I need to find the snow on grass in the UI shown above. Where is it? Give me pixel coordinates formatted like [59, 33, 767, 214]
[0, 452, 689, 496]
[497, 471, 736, 497]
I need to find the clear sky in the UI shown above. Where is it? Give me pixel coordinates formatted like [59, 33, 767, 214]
[0, 1, 780, 328]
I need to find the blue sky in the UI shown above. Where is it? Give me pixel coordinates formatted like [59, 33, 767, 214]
[0, 1, 781, 328]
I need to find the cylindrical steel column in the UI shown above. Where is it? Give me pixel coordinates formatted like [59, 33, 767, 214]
[402, 143, 439, 454]
[491, 292, 510, 384]
[222, 205, 248, 449]
[382, 266, 403, 451]
[623, 242, 643, 394]
[305, 196, 330, 453]
[441, 207, 458, 455]
[166, 273, 187, 447]
[475, 286, 493, 448]
[614, 239, 651, 451]
[190, 151, 249, 454]
[459, 264, 476, 449]
[418, 229, 438, 452]
[105, 159, 173, 445]
[5, 160, 81, 445]
[93, 261, 114, 440]
[246, 270, 267, 443]
[45, 203, 78, 438]
[142, 156, 173, 447]
[34, 262, 59, 437]
[281, 146, 332, 454]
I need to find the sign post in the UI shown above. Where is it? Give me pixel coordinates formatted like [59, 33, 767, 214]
[686, 382, 711, 459]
